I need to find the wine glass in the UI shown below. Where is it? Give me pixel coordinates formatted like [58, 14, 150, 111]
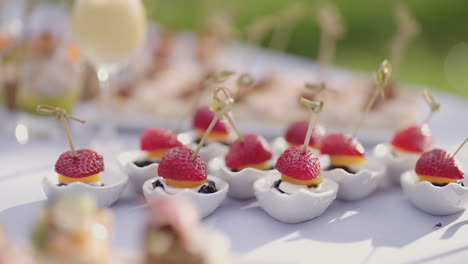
[71, 0, 147, 156]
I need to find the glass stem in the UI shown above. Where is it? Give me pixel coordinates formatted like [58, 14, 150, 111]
[96, 66, 117, 139]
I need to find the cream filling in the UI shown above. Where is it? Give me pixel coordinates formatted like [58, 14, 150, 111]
[392, 147, 421, 159]
[157, 177, 202, 194]
[278, 181, 322, 194]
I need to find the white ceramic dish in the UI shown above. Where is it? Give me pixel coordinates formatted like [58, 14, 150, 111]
[209, 158, 279, 199]
[253, 174, 338, 224]
[142, 176, 229, 218]
[117, 150, 158, 193]
[401, 171, 468, 215]
[42, 167, 128, 208]
[179, 130, 231, 162]
[321, 159, 385, 201]
[373, 143, 420, 184]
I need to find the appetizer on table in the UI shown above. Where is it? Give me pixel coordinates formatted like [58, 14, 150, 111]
[31, 194, 113, 264]
[0, 225, 33, 264]
[143, 89, 230, 218]
[254, 97, 338, 223]
[118, 127, 183, 193]
[38, 105, 128, 207]
[401, 138, 468, 215]
[374, 89, 438, 184]
[144, 197, 232, 264]
[321, 60, 390, 201]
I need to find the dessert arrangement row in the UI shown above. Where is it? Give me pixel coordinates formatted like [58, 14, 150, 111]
[0, 194, 232, 264]
[36, 60, 467, 225]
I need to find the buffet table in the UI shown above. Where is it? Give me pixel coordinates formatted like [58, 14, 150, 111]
[1, 90, 468, 264]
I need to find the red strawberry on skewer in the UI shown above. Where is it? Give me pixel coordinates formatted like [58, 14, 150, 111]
[391, 124, 433, 154]
[158, 147, 208, 188]
[276, 146, 322, 186]
[415, 149, 464, 185]
[140, 128, 183, 159]
[320, 133, 365, 167]
[55, 149, 104, 185]
[285, 121, 325, 149]
[192, 106, 230, 142]
[225, 134, 272, 171]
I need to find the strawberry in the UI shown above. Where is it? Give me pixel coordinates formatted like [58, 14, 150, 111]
[55, 149, 104, 178]
[225, 134, 272, 169]
[285, 121, 325, 148]
[275, 146, 321, 181]
[415, 149, 464, 180]
[320, 133, 365, 157]
[192, 106, 229, 133]
[140, 127, 183, 151]
[158, 147, 207, 183]
[391, 124, 433, 153]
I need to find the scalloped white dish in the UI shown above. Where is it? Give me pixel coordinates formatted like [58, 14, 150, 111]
[321, 159, 385, 201]
[117, 150, 158, 193]
[209, 158, 279, 199]
[401, 171, 468, 215]
[42, 167, 128, 208]
[254, 174, 338, 224]
[373, 143, 420, 184]
[142, 176, 228, 218]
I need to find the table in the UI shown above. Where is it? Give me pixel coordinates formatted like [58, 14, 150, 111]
[1, 90, 468, 264]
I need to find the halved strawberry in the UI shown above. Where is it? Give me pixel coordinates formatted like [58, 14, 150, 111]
[415, 149, 464, 183]
[275, 146, 321, 185]
[320, 133, 365, 166]
[285, 121, 325, 148]
[192, 106, 229, 133]
[158, 147, 208, 188]
[140, 128, 183, 151]
[391, 124, 433, 153]
[55, 149, 104, 178]
[225, 134, 272, 170]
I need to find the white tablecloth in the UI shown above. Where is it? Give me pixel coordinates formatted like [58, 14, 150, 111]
[1, 90, 468, 264]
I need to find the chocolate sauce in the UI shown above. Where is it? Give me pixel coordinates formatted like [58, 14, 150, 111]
[134, 160, 159, 168]
[230, 166, 275, 173]
[193, 139, 229, 147]
[152, 179, 165, 190]
[432, 182, 464, 187]
[273, 180, 286, 194]
[57, 182, 104, 187]
[198, 180, 217, 193]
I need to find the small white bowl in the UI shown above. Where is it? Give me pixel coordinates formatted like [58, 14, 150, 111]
[373, 143, 420, 184]
[321, 159, 385, 201]
[254, 174, 338, 224]
[142, 176, 229, 218]
[179, 130, 230, 162]
[209, 158, 279, 199]
[117, 150, 158, 193]
[42, 166, 128, 208]
[401, 171, 468, 215]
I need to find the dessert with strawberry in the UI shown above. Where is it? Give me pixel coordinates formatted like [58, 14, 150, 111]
[0, 225, 33, 264]
[193, 106, 231, 144]
[285, 120, 325, 150]
[118, 127, 184, 193]
[254, 98, 338, 223]
[143, 93, 230, 217]
[320, 61, 390, 200]
[374, 89, 438, 184]
[143, 197, 232, 264]
[401, 138, 468, 215]
[31, 194, 113, 264]
[39, 105, 128, 207]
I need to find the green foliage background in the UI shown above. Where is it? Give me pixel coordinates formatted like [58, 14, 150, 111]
[143, 0, 468, 96]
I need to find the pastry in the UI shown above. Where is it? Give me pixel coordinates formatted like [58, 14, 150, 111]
[31, 194, 113, 264]
[401, 139, 468, 215]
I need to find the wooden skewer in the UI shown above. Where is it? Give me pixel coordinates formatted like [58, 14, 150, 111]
[213, 87, 243, 142]
[270, 3, 306, 52]
[352, 60, 392, 137]
[422, 89, 440, 125]
[299, 97, 324, 154]
[36, 105, 85, 157]
[451, 138, 468, 160]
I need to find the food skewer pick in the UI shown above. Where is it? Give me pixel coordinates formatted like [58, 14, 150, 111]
[389, 4, 420, 75]
[422, 89, 440, 124]
[270, 2, 306, 52]
[352, 60, 392, 137]
[246, 15, 276, 47]
[192, 87, 237, 158]
[36, 105, 85, 157]
[214, 87, 243, 142]
[299, 97, 324, 154]
[174, 70, 235, 133]
[451, 138, 468, 160]
[316, 4, 345, 78]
